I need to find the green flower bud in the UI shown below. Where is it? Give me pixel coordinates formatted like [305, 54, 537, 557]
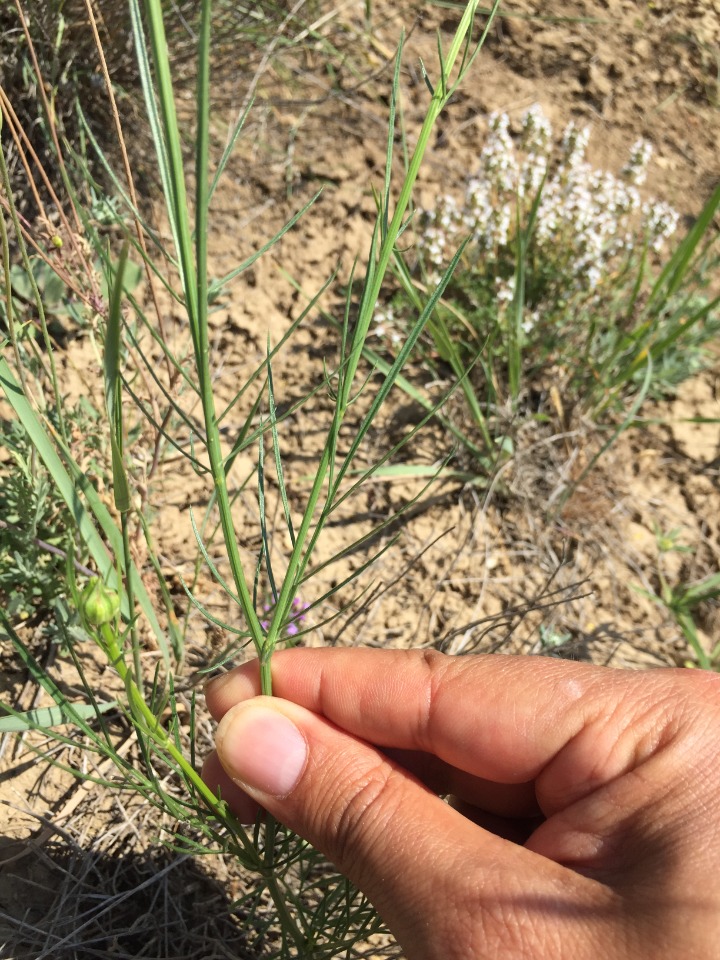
[80, 578, 120, 626]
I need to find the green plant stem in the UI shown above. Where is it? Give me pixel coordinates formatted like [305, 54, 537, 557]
[142, 0, 265, 660]
[346, 0, 491, 392]
[193, 3, 267, 653]
[96, 620, 306, 948]
[263, 0, 499, 678]
[0, 358, 169, 659]
[142, 0, 499, 694]
[99, 623, 215, 809]
[121, 513, 142, 686]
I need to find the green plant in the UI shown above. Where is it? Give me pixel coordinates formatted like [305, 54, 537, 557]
[637, 526, 720, 671]
[0, 416, 99, 621]
[375, 104, 720, 465]
[0, 418, 70, 619]
[0, 0, 501, 954]
[538, 623, 572, 651]
[0, 253, 142, 342]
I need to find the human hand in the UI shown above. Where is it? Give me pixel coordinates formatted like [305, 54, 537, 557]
[202, 648, 720, 959]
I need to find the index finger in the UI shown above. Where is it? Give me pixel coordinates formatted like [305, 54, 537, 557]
[204, 648, 691, 811]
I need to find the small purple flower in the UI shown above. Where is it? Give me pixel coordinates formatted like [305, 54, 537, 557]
[260, 597, 310, 637]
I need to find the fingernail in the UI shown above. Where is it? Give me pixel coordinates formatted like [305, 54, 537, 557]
[203, 673, 225, 695]
[217, 704, 308, 797]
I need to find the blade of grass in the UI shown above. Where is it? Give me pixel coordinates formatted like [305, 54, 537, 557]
[0, 701, 118, 733]
[267, 343, 296, 549]
[646, 181, 720, 309]
[509, 175, 545, 403]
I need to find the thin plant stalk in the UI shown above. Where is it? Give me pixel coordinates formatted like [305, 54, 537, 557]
[138, 0, 265, 657]
[261, 0, 502, 685]
[136, 0, 500, 695]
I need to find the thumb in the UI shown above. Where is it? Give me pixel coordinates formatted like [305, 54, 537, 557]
[214, 696, 596, 960]
[215, 695, 476, 952]
[215, 695, 450, 892]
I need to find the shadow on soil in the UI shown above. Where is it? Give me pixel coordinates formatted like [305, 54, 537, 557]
[0, 836, 260, 960]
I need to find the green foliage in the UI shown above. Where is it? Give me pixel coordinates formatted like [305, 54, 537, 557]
[538, 623, 572, 650]
[0, 1, 502, 954]
[0, 253, 141, 340]
[661, 571, 720, 671]
[0, 0, 321, 209]
[636, 527, 720, 671]
[2, 0, 715, 954]
[0, 419, 75, 618]
[377, 105, 720, 460]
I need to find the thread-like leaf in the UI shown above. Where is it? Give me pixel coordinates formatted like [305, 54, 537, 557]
[105, 241, 131, 513]
[266, 343, 296, 549]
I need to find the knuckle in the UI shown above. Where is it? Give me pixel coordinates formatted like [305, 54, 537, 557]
[315, 752, 401, 874]
[418, 648, 453, 745]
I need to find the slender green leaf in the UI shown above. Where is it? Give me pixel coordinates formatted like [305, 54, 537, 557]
[105, 241, 131, 513]
[177, 576, 250, 638]
[188, 507, 242, 607]
[266, 343, 296, 549]
[647, 181, 720, 308]
[392, 246, 492, 450]
[382, 39, 403, 244]
[212, 191, 322, 294]
[209, 98, 255, 203]
[335, 240, 469, 492]
[219, 267, 336, 427]
[257, 420, 279, 604]
[128, 0, 179, 262]
[0, 700, 118, 733]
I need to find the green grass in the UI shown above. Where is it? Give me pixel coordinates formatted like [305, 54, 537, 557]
[635, 527, 720, 671]
[0, 0, 324, 213]
[373, 105, 720, 487]
[0, 0, 503, 953]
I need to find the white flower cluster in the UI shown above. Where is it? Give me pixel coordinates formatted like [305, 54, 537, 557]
[417, 105, 680, 301]
[371, 304, 402, 344]
[643, 200, 680, 252]
[622, 139, 654, 186]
